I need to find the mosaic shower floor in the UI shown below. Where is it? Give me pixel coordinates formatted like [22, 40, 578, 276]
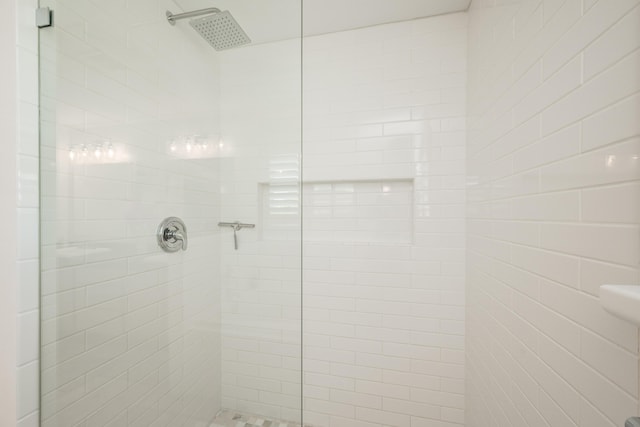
[210, 410, 310, 427]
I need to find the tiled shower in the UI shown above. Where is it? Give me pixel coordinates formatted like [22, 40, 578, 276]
[3, 0, 639, 426]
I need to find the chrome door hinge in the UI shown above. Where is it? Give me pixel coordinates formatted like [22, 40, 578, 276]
[36, 7, 53, 28]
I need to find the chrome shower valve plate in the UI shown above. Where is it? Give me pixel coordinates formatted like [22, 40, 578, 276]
[157, 217, 188, 252]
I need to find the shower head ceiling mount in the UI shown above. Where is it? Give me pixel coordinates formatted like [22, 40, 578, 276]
[166, 7, 251, 51]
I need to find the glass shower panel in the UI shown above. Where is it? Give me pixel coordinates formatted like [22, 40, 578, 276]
[216, 1, 302, 422]
[38, 0, 302, 425]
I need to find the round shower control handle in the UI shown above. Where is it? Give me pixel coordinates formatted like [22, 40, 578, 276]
[157, 217, 188, 252]
[163, 228, 187, 250]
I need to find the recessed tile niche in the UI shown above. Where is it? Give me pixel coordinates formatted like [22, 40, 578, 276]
[260, 180, 414, 243]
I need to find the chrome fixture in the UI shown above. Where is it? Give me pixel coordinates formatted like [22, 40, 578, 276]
[218, 222, 255, 250]
[627, 418, 640, 427]
[166, 8, 221, 25]
[157, 217, 188, 252]
[166, 7, 251, 51]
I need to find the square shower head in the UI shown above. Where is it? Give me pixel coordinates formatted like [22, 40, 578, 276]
[189, 11, 251, 51]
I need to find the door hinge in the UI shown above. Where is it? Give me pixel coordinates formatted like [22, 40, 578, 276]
[36, 7, 53, 28]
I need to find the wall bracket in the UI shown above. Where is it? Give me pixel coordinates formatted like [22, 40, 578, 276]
[36, 7, 53, 28]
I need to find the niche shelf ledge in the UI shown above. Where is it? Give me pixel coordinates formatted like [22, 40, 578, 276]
[600, 285, 640, 326]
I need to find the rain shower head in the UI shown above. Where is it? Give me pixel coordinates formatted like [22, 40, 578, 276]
[189, 11, 251, 51]
[166, 8, 251, 51]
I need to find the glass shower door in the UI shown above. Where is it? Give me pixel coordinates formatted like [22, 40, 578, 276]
[37, 0, 302, 425]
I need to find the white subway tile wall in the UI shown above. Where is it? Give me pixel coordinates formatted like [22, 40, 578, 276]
[38, 0, 223, 425]
[17, 1, 639, 426]
[466, 0, 640, 427]
[302, 14, 467, 427]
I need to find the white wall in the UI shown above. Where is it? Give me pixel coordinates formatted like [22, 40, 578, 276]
[0, 0, 20, 425]
[466, 0, 640, 426]
[301, 13, 467, 427]
[38, 0, 223, 425]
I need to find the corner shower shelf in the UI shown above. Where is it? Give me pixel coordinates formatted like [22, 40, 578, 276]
[600, 285, 640, 326]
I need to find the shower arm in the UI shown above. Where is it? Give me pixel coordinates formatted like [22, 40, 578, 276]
[166, 8, 221, 25]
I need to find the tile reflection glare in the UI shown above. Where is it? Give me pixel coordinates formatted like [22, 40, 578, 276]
[167, 135, 225, 158]
[68, 142, 116, 163]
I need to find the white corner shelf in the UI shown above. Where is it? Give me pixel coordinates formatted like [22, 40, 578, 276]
[600, 285, 640, 326]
